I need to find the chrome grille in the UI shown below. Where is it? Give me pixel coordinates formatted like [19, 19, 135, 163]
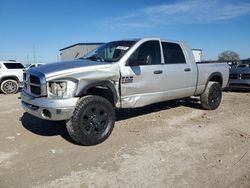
[229, 73, 250, 80]
[23, 70, 47, 97]
[30, 75, 41, 84]
[229, 73, 238, 79]
[241, 73, 250, 79]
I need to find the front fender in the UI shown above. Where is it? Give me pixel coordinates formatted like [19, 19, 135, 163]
[76, 80, 119, 104]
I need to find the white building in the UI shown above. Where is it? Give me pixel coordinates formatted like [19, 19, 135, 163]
[59, 43, 104, 61]
[192, 49, 202, 62]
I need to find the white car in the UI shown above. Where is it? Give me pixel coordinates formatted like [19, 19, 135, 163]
[0, 60, 24, 94]
[26, 63, 43, 69]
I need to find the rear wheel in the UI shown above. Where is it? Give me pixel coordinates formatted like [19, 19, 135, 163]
[66, 95, 115, 145]
[200, 81, 222, 110]
[1, 79, 19, 94]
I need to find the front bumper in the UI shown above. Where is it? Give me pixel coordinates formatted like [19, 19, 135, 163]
[21, 91, 79, 121]
[227, 79, 250, 90]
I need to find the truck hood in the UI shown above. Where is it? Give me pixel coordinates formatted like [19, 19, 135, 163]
[31, 59, 112, 78]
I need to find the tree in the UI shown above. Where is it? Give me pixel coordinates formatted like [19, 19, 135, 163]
[218, 50, 240, 62]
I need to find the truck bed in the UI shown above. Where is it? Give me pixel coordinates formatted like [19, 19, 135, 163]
[195, 62, 229, 95]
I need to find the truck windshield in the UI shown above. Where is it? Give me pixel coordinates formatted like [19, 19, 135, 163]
[237, 62, 250, 68]
[81, 41, 136, 62]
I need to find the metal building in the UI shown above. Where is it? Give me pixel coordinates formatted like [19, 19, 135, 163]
[192, 49, 202, 62]
[59, 43, 104, 61]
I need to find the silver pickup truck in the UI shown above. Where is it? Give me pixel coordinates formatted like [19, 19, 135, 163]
[21, 38, 229, 145]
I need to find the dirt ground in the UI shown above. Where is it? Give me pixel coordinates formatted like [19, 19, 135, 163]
[0, 91, 249, 188]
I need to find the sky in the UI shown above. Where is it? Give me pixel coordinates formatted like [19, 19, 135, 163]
[0, 0, 250, 64]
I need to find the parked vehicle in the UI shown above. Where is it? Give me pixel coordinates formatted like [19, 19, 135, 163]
[26, 63, 43, 69]
[21, 38, 229, 145]
[0, 60, 24, 94]
[227, 60, 250, 90]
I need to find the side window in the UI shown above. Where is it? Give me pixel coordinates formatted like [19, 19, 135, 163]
[4, 63, 24, 69]
[161, 42, 186, 64]
[128, 41, 161, 66]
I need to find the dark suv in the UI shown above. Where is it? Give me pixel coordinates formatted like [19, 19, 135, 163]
[227, 60, 250, 90]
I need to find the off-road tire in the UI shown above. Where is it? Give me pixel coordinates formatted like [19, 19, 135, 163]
[0, 79, 19, 94]
[66, 95, 115, 145]
[200, 81, 222, 110]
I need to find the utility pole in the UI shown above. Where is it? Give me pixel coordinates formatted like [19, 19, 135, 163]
[33, 45, 36, 64]
[27, 55, 30, 65]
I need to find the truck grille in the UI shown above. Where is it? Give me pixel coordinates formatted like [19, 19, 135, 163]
[30, 75, 41, 84]
[23, 71, 46, 97]
[229, 74, 238, 79]
[30, 84, 41, 95]
[229, 73, 250, 80]
[241, 73, 250, 79]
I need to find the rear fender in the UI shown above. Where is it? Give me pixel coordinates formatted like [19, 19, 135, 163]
[202, 72, 223, 93]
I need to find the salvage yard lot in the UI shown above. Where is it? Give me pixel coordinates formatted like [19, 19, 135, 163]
[0, 92, 250, 188]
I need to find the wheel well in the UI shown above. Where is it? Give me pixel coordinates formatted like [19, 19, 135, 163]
[84, 86, 115, 106]
[0, 76, 19, 84]
[209, 75, 222, 86]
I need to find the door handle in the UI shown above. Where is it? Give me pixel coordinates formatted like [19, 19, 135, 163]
[184, 68, 191, 72]
[153, 70, 163, 74]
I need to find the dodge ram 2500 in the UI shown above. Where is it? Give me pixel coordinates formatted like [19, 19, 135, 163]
[21, 38, 229, 145]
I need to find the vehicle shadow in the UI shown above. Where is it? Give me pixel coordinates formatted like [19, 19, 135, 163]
[223, 89, 250, 93]
[116, 97, 202, 121]
[20, 113, 81, 145]
[20, 97, 202, 145]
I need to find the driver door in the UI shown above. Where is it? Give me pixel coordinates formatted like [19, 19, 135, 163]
[120, 40, 165, 108]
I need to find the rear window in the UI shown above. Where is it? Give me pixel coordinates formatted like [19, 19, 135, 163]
[4, 63, 24, 69]
[161, 42, 186, 64]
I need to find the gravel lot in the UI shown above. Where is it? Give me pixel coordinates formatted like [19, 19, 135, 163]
[0, 91, 250, 188]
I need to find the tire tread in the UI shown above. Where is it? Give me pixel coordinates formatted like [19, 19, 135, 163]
[66, 95, 115, 145]
[200, 81, 222, 110]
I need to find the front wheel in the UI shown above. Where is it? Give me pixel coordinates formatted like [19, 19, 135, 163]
[200, 81, 222, 110]
[66, 95, 115, 145]
[1, 79, 19, 94]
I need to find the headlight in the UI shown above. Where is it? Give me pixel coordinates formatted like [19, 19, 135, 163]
[48, 80, 77, 98]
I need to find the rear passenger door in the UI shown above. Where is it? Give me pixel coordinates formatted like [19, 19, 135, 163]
[161, 42, 195, 99]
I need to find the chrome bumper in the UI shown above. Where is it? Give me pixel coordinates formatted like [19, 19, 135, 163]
[21, 91, 79, 121]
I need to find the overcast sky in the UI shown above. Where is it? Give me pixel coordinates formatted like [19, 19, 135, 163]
[1, 0, 250, 64]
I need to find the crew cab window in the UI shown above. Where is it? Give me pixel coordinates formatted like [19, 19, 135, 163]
[128, 41, 161, 66]
[161, 42, 186, 64]
[4, 63, 24, 69]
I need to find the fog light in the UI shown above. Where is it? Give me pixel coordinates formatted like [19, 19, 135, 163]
[42, 109, 52, 118]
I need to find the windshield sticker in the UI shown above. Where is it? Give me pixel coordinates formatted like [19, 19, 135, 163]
[116, 46, 129, 50]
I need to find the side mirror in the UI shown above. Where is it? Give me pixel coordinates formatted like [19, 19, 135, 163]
[126, 59, 139, 66]
[126, 55, 151, 66]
